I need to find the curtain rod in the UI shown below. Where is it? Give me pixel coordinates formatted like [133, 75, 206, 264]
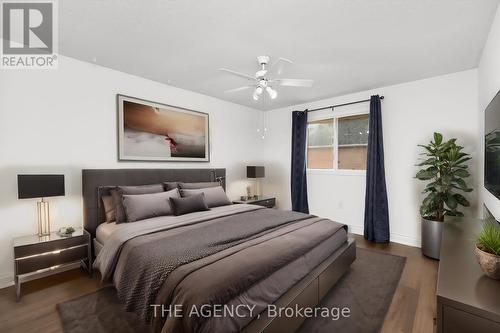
[304, 95, 384, 113]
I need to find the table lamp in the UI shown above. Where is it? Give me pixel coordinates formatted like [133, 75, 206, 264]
[17, 174, 65, 236]
[247, 166, 265, 199]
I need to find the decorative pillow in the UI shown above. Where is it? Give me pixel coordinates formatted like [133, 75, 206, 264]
[178, 182, 220, 189]
[180, 186, 231, 208]
[101, 195, 116, 222]
[122, 188, 180, 222]
[112, 184, 165, 223]
[169, 193, 209, 216]
[163, 182, 179, 191]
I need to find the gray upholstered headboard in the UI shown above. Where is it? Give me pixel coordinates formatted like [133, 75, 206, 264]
[82, 168, 226, 239]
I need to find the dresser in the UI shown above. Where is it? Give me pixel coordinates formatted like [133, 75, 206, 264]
[436, 218, 500, 332]
[13, 227, 91, 300]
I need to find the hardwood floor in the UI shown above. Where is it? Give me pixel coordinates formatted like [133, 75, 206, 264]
[0, 236, 438, 333]
[355, 235, 439, 333]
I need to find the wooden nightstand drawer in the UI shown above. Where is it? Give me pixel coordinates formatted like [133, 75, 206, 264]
[233, 197, 276, 208]
[14, 234, 87, 258]
[256, 198, 276, 208]
[15, 244, 88, 275]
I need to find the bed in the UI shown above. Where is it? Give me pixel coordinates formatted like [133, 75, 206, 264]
[82, 168, 356, 333]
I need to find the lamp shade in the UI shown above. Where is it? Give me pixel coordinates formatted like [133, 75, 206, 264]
[247, 166, 265, 178]
[17, 174, 65, 199]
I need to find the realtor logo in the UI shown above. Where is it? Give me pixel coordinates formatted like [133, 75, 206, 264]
[1, 0, 58, 69]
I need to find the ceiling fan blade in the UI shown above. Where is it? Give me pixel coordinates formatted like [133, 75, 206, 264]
[275, 79, 314, 87]
[224, 86, 253, 93]
[217, 68, 255, 81]
[268, 57, 293, 75]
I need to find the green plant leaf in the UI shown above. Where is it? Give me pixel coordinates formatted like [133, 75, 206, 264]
[416, 158, 436, 166]
[422, 192, 438, 210]
[445, 193, 457, 209]
[418, 144, 435, 155]
[453, 193, 470, 207]
[416, 168, 438, 180]
[453, 178, 468, 189]
[433, 132, 443, 145]
[454, 169, 470, 178]
[451, 185, 473, 192]
[454, 156, 471, 165]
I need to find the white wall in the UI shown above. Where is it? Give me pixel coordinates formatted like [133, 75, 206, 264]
[263, 69, 479, 247]
[0, 56, 264, 287]
[478, 4, 500, 221]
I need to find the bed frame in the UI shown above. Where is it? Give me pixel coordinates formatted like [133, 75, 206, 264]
[81, 168, 356, 333]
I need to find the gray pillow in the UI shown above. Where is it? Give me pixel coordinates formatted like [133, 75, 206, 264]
[122, 188, 180, 222]
[112, 184, 165, 223]
[101, 195, 116, 222]
[169, 193, 209, 216]
[178, 182, 220, 189]
[180, 186, 231, 208]
[163, 182, 179, 191]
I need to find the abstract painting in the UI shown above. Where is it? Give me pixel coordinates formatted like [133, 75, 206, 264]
[117, 95, 209, 161]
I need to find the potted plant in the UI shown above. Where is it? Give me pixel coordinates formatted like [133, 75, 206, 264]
[416, 132, 473, 259]
[475, 219, 500, 279]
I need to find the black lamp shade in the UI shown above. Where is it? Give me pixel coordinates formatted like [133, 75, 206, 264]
[17, 174, 65, 199]
[247, 166, 265, 178]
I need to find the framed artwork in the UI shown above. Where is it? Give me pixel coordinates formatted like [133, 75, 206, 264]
[117, 95, 209, 162]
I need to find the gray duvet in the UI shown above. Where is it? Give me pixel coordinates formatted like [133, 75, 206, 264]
[93, 204, 348, 333]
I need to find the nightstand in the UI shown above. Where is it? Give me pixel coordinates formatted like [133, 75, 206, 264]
[233, 197, 276, 208]
[13, 227, 91, 301]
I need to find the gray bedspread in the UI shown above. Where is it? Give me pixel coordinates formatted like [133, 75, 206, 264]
[94, 205, 347, 333]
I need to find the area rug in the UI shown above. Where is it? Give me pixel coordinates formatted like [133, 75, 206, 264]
[57, 248, 405, 333]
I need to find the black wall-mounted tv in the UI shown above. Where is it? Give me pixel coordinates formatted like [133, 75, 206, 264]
[485, 90, 500, 200]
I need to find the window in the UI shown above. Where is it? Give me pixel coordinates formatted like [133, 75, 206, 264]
[307, 119, 334, 169]
[307, 113, 369, 170]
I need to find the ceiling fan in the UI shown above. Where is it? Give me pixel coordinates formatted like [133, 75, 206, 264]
[218, 56, 313, 101]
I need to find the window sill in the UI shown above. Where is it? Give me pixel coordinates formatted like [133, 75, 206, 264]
[306, 169, 366, 176]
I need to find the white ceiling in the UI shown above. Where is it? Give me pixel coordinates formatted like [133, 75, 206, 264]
[59, 0, 499, 110]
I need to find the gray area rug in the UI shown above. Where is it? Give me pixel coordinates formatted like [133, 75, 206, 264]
[57, 248, 405, 333]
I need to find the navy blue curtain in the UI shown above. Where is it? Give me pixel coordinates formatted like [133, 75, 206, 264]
[291, 111, 309, 213]
[364, 95, 390, 243]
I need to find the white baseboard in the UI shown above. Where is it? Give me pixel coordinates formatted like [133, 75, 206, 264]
[391, 232, 421, 248]
[347, 224, 421, 248]
[347, 225, 364, 236]
[0, 275, 14, 290]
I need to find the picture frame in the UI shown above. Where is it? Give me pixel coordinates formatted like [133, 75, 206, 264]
[117, 94, 210, 162]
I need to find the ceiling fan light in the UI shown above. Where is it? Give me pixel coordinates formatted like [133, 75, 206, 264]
[253, 90, 260, 101]
[266, 86, 277, 99]
[255, 86, 263, 95]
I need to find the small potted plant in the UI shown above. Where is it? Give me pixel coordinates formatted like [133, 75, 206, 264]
[58, 226, 75, 237]
[475, 220, 500, 280]
[416, 132, 473, 259]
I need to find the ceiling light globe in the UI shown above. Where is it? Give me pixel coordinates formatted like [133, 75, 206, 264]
[266, 86, 277, 99]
